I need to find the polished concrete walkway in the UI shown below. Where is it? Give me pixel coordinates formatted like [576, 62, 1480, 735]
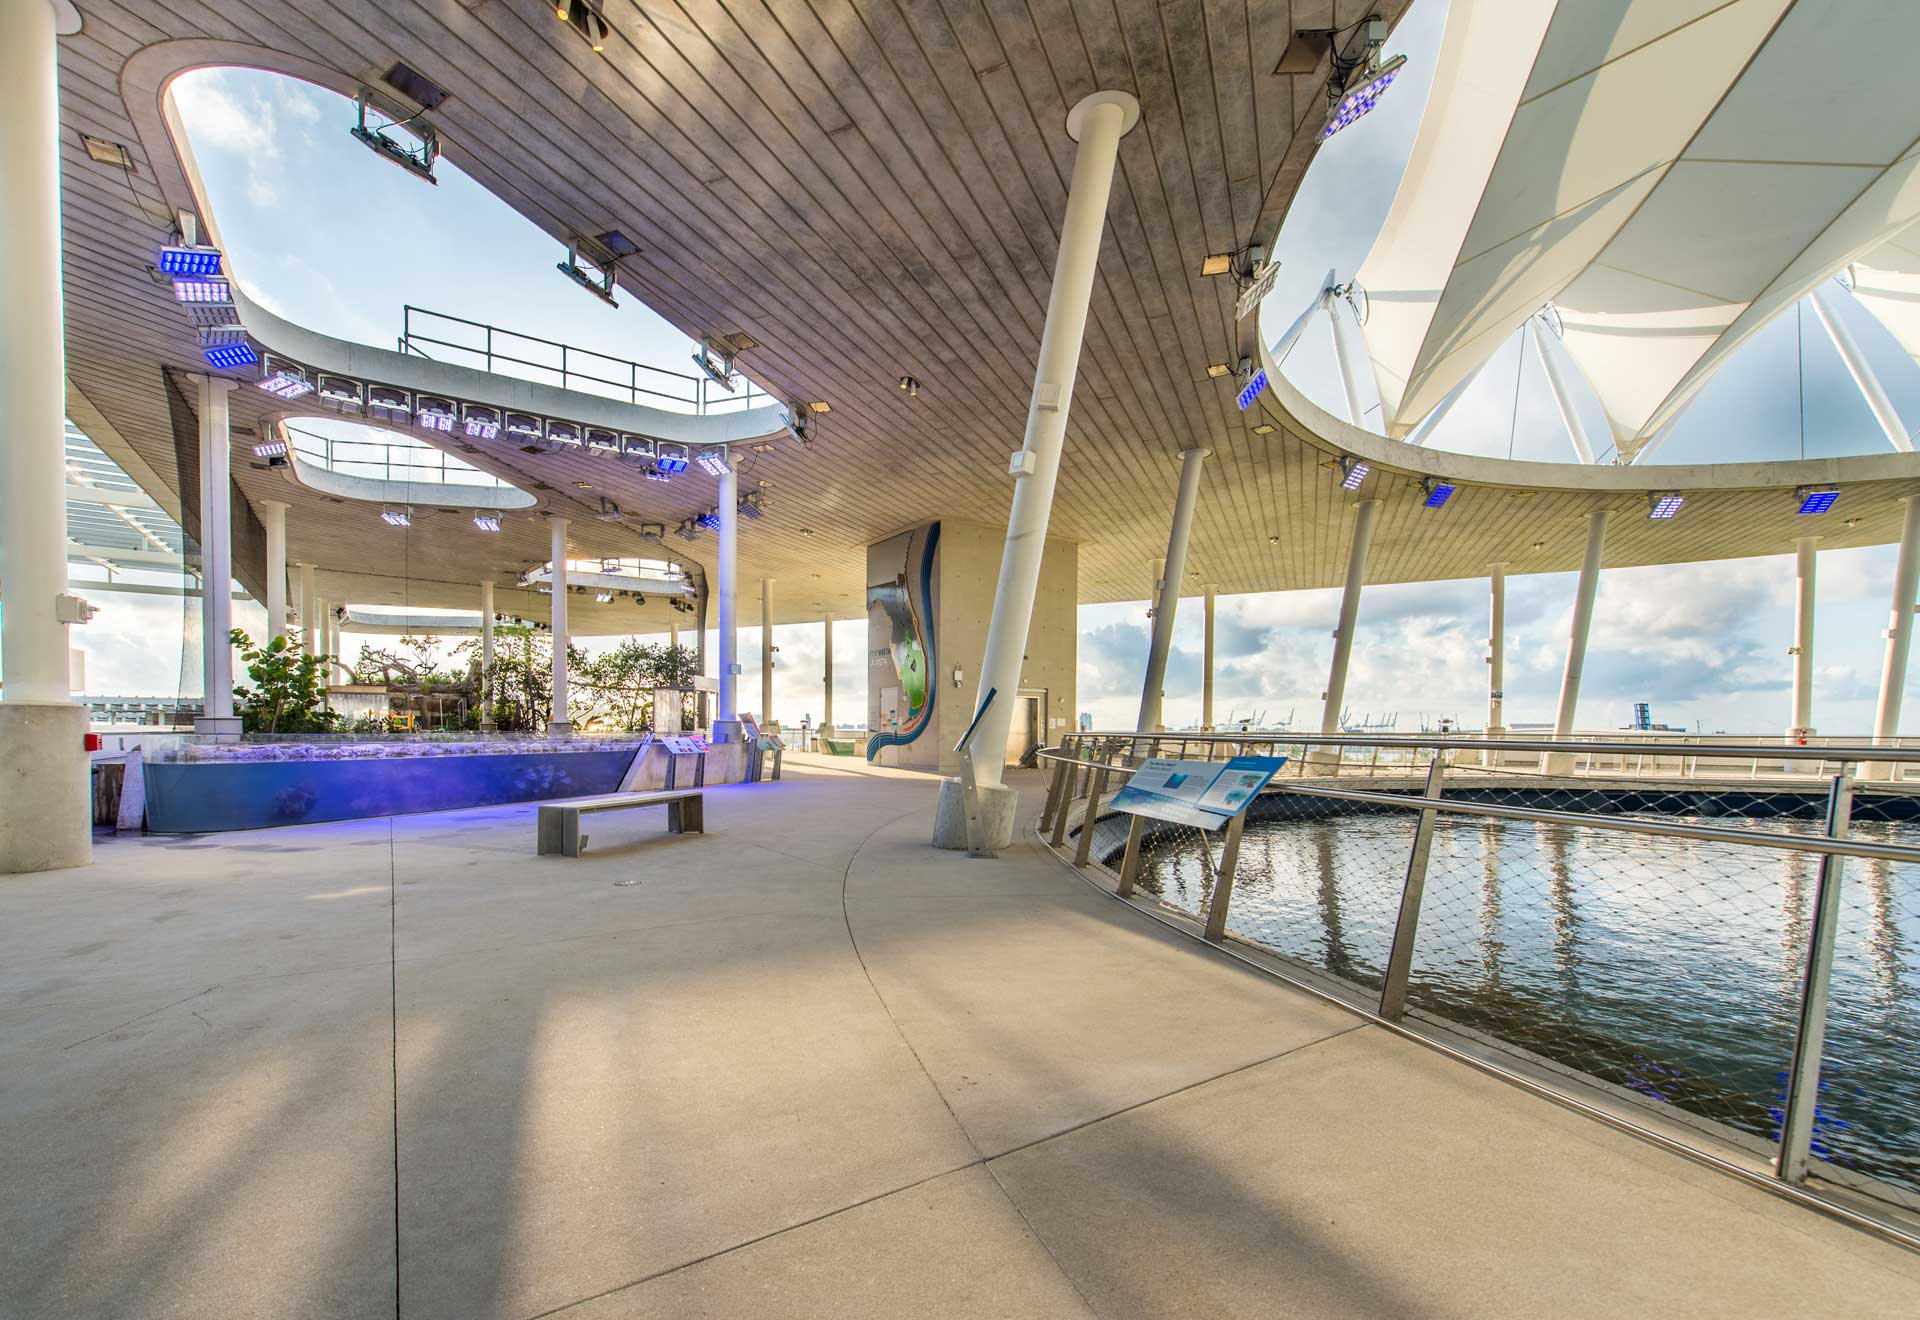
[3, 757, 1916, 1318]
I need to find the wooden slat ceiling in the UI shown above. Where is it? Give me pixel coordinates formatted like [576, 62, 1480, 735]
[75, 0, 1914, 636]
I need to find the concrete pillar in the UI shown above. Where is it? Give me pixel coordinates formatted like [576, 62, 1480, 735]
[1202, 585, 1217, 731]
[967, 89, 1138, 792]
[298, 562, 316, 657]
[822, 616, 834, 736]
[713, 467, 742, 742]
[1319, 499, 1381, 737]
[1137, 447, 1209, 732]
[548, 518, 571, 735]
[0, 0, 89, 873]
[479, 580, 496, 730]
[760, 576, 774, 725]
[1870, 495, 1920, 776]
[194, 376, 241, 736]
[1548, 510, 1609, 773]
[259, 500, 289, 641]
[1811, 282, 1913, 453]
[1487, 564, 1508, 734]
[1789, 538, 1817, 740]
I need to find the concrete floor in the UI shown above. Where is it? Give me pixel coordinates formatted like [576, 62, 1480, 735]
[3, 756, 1916, 1318]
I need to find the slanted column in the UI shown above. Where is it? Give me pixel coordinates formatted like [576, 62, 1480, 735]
[1138, 447, 1209, 732]
[1811, 282, 1913, 453]
[1548, 510, 1609, 774]
[479, 580, 496, 730]
[970, 89, 1139, 791]
[1531, 319, 1598, 464]
[713, 467, 742, 742]
[1326, 288, 1372, 429]
[1789, 538, 1817, 740]
[298, 562, 316, 656]
[1871, 495, 1920, 777]
[1202, 584, 1217, 731]
[1320, 498, 1381, 738]
[1487, 564, 1508, 734]
[0, 0, 90, 873]
[259, 500, 289, 641]
[548, 519, 571, 734]
[822, 616, 834, 737]
[760, 577, 774, 726]
[195, 376, 241, 736]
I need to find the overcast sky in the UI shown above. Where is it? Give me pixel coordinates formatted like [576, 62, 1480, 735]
[66, 0, 1920, 737]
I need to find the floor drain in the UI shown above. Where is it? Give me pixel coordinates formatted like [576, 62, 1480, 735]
[614, 879, 642, 887]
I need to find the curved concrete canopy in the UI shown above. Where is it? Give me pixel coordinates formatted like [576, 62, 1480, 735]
[1354, 0, 1920, 460]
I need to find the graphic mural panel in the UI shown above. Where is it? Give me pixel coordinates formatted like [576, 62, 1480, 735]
[866, 522, 939, 761]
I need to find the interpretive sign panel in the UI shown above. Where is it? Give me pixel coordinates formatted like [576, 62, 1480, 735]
[1110, 756, 1285, 830]
[660, 735, 708, 755]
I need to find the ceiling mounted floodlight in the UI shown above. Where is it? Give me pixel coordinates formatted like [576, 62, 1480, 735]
[696, 446, 731, 476]
[584, 426, 621, 454]
[463, 403, 501, 440]
[1339, 457, 1370, 491]
[620, 435, 655, 462]
[1648, 492, 1685, 520]
[594, 591, 616, 604]
[83, 134, 132, 167]
[172, 276, 231, 303]
[1200, 253, 1232, 277]
[737, 491, 764, 520]
[159, 245, 222, 276]
[504, 411, 543, 441]
[557, 241, 619, 307]
[1796, 486, 1840, 515]
[655, 443, 689, 474]
[1318, 53, 1406, 141]
[252, 437, 289, 459]
[696, 508, 722, 530]
[472, 512, 502, 532]
[675, 518, 701, 542]
[593, 498, 625, 523]
[351, 88, 439, 184]
[779, 408, 812, 448]
[368, 385, 412, 418]
[898, 375, 920, 397]
[692, 338, 738, 391]
[1421, 479, 1456, 509]
[1235, 367, 1269, 411]
[1204, 363, 1230, 379]
[559, 0, 613, 52]
[414, 395, 457, 433]
[198, 325, 249, 348]
[313, 375, 361, 408]
[381, 507, 413, 527]
[203, 342, 258, 370]
[546, 420, 583, 448]
[257, 361, 314, 400]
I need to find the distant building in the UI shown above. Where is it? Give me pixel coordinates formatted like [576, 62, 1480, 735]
[1078, 712, 1093, 731]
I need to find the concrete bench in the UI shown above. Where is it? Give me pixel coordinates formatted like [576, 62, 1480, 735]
[536, 790, 704, 857]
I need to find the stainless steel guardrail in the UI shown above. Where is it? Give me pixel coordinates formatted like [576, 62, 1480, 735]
[1034, 731, 1920, 1249]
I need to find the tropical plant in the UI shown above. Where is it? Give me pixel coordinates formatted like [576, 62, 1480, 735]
[231, 628, 341, 734]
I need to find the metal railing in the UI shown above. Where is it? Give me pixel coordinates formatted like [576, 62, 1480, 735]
[397, 306, 770, 414]
[286, 425, 507, 488]
[1036, 730, 1920, 1246]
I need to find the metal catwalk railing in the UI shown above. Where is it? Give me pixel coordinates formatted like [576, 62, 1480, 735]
[1035, 731, 1920, 1247]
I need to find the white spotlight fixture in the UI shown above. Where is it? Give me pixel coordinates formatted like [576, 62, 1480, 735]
[472, 512, 502, 532]
[368, 385, 411, 418]
[696, 446, 731, 476]
[252, 437, 289, 459]
[546, 420, 584, 448]
[692, 338, 737, 391]
[257, 360, 314, 400]
[381, 507, 413, 527]
[557, 240, 618, 307]
[462, 404, 502, 440]
[1318, 53, 1406, 141]
[1648, 492, 1684, 520]
[594, 591, 616, 604]
[584, 426, 621, 454]
[317, 374, 363, 408]
[414, 395, 457, 433]
[503, 411, 544, 443]
[898, 374, 920, 397]
[1339, 457, 1369, 491]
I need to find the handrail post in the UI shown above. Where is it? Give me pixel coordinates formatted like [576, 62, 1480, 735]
[1116, 813, 1148, 896]
[1074, 766, 1110, 866]
[1202, 813, 1247, 940]
[1379, 756, 1448, 1020]
[1778, 765, 1856, 1183]
[1050, 766, 1077, 847]
[1040, 740, 1074, 830]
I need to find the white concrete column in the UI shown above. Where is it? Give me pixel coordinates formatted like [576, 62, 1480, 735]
[760, 576, 774, 725]
[259, 500, 289, 641]
[1871, 496, 1920, 775]
[1548, 510, 1609, 773]
[548, 518, 571, 735]
[1811, 282, 1913, 453]
[195, 376, 241, 735]
[1487, 564, 1508, 734]
[822, 616, 834, 735]
[1202, 585, 1217, 731]
[969, 90, 1138, 790]
[479, 579, 496, 730]
[298, 562, 316, 657]
[1319, 499, 1381, 736]
[1138, 447, 1209, 731]
[1790, 538, 1817, 739]
[1530, 319, 1597, 464]
[713, 467, 742, 742]
[0, 0, 89, 873]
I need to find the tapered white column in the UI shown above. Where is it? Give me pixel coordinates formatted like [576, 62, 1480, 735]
[1326, 290, 1372, 430]
[195, 376, 241, 735]
[1871, 495, 1920, 777]
[760, 577, 774, 724]
[0, 0, 90, 872]
[1320, 499, 1381, 737]
[822, 616, 834, 734]
[1531, 319, 1597, 464]
[479, 579, 496, 730]
[259, 500, 289, 641]
[298, 562, 316, 657]
[548, 518, 571, 734]
[713, 467, 742, 742]
[970, 90, 1138, 789]
[1548, 510, 1609, 773]
[1789, 538, 1817, 739]
[1811, 282, 1913, 453]
[1137, 448, 1208, 732]
[1487, 564, 1508, 733]
[1202, 585, 1217, 731]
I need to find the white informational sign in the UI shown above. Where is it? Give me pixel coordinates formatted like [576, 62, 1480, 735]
[660, 735, 709, 755]
[1110, 756, 1286, 830]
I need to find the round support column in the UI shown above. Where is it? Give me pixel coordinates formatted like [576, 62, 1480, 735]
[298, 562, 316, 657]
[1870, 495, 1920, 778]
[479, 580, 496, 730]
[760, 577, 774, 727]
[713, 468, 742, 743]
[1137, 447, 1209, 732]
[194, 376, 241, 737]
[1201, 585, 1217, 731]
[548, 518, 572, 735]
[0, 0, 89, 873]
[822, 615, 834, 739]
[259, 500, 290, 642]
[1789, 538, 1817, 740]
[1487, 563, 1508, 735]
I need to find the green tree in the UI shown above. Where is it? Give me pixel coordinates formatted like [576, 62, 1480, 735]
[231, 629, 341, 734]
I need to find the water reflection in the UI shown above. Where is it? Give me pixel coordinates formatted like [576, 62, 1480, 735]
[1478, 820, 1504, 986]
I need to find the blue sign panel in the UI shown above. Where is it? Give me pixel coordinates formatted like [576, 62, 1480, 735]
[1110, 755, 1286, 830]
[1236, 368, 1269, 411]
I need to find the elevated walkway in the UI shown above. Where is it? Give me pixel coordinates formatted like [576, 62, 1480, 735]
[2, 762, 1915, 1316]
